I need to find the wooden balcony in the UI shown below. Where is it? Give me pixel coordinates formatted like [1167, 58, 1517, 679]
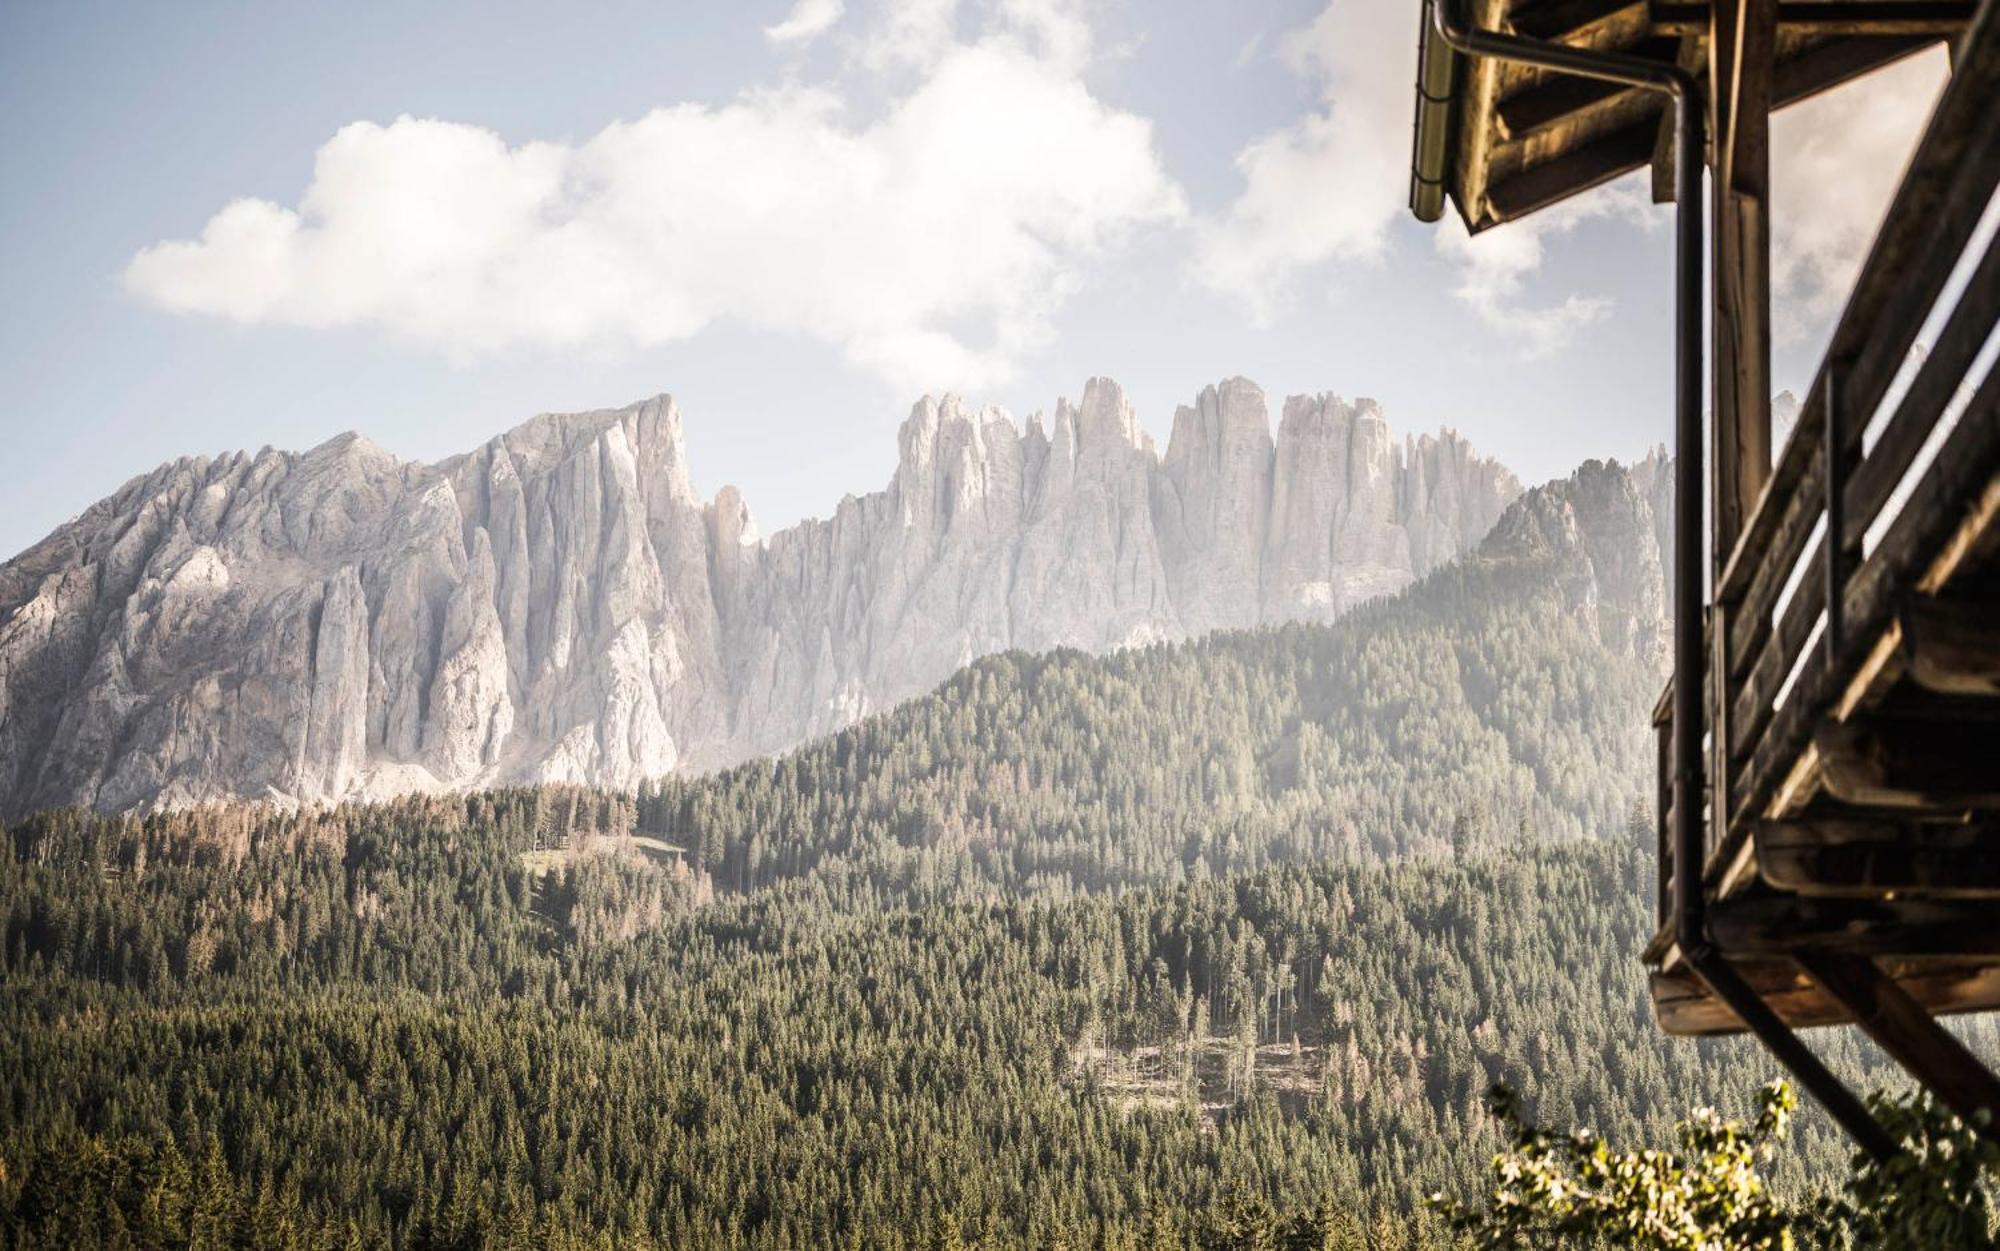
[1410, 0, 2000, 1151]
[1645, 0, 2000, 1036]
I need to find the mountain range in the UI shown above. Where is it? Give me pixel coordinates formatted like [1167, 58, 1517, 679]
[0, 377, 1672, 819]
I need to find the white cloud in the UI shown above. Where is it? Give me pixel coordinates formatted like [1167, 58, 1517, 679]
[992, 0, 1095, 70]
[125, 7, 1182, 394]
[765, 0, 845, 47]
[1193, 0, 1662, 356]
[1435, 176, 1658, 358]
[1231, 30, 1265, 71]
[853, 0, 1092, 73]
[1770, 47, 1949, 341]
[1189, 0, 1421, 318]
[856, 0, 961, 70]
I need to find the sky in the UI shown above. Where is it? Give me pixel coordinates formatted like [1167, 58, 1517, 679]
[0, 0, 1953, 560]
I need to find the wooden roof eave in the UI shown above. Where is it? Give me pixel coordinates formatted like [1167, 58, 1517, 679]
[1412, 0, 1964, 234]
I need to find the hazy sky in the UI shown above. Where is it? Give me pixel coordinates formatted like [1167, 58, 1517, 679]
[0, 0, 1950, 559]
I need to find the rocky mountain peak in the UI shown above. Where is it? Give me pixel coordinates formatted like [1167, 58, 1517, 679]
[0, 377, 1531, 817]
[1070, 376, 1147, 458]
[1480, 455, 1673, 672]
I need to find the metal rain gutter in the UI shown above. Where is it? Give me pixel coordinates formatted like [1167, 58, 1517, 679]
[1410, 1, 1455, 223]
[1425, 0, 1897, 1161]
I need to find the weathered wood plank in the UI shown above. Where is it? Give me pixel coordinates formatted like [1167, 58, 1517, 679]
[1729, 369, 2000, 846]
[1844, 228, 2000, 553]
[1815, 718, 2000, 810]
[1485, 118, 1662, 220]
[1728, 463, 1824, 683]
[1901, 597, 2000, 696]
[1496, 36, 1681, 138]
[1709, 894, 2000, 957]
[1498, 75, 1634, 140]
[1715, 31, 1958, 603]
[1653, 957, 2000, 1035]
[1720, 391, 1822, 606]
[1725, 451, 1823, 675]
[1758, 817, 2000, 896]
[1769, 32, 1940, 103]
[1728, 538, 1824, 763]
[1813, 20, 2000, 469]
[1454, 0, 1512, 230]
[1653, 2, 1976, 36]
[1512, 0, 1648, 40]
[1710, 0, 1776, 575]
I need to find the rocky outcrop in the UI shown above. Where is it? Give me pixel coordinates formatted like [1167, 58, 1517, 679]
[0, 377, 1522, 817]
[1482, 449, 1674, 674]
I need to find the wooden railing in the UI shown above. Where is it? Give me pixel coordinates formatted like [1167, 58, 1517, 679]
[1656, 7, 2000, 940]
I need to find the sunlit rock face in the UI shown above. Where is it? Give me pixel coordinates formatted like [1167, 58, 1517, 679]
[0, 378, 1528, 816]
[1481, 449, 1676, 675]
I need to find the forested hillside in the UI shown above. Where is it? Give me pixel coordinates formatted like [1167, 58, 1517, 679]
[636, 458, 1668, 908]
[3, 799, 1958, 1249]
[3, 458, 1856, 1249]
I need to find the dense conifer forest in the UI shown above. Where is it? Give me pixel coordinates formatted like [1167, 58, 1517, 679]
[9, 801, 1951, 1249]
[4, 519, 1972, 1247]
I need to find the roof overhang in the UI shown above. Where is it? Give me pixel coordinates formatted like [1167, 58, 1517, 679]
[1409, 0, 1970, 232]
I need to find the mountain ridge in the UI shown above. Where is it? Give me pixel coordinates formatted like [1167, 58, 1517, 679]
[0, 377, 1610, 818]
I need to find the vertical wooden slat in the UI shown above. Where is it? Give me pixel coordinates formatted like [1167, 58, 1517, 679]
[1824, 364, 1849, 659]
[1658, 711, 1674, 926]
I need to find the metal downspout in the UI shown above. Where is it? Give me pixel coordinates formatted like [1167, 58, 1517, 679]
[1426, 0, 1896, 1161]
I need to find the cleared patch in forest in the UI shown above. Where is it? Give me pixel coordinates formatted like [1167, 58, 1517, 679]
[517, 833, 686, 876]
[1073, 1039, 1328, 1122]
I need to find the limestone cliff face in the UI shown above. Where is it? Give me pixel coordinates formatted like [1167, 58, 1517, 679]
[0, 377, 1522, 816]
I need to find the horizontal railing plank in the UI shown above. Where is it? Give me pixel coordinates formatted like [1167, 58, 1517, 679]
[1729, 362, 2000, 846]
[1727, 452, 1824, 677]
[1729, 532, 1825, 762]
[1844, 226, 2000, 552]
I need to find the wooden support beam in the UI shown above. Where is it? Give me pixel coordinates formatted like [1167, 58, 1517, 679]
[1653, 2, 1978, 36]
[1797, 951, 2000, 1136]
[1758, 817, 2000, 896]
[1499, 75, 1635, 140]
[1497, 37, 1681, 138]
[1457, 0, 1512, 231]
[1711, 0, 1776, 569]
[1479, 33, 1937, 227]
[1770, 33, 1942, 105]
[1710, 895, 2000, 957]
[1513, 0, 1647, 40]
[1816, 718, 2000, 810]
[1486, 119, 1662, 220]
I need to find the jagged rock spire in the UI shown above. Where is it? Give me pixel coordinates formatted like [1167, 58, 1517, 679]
[0, 378, 1535, 816]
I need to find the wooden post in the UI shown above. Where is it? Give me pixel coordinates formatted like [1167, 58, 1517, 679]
[1708, 0, 1776, 883]
[1710, 0, 1776, 568]
[1797, 951, 2000, 1140]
